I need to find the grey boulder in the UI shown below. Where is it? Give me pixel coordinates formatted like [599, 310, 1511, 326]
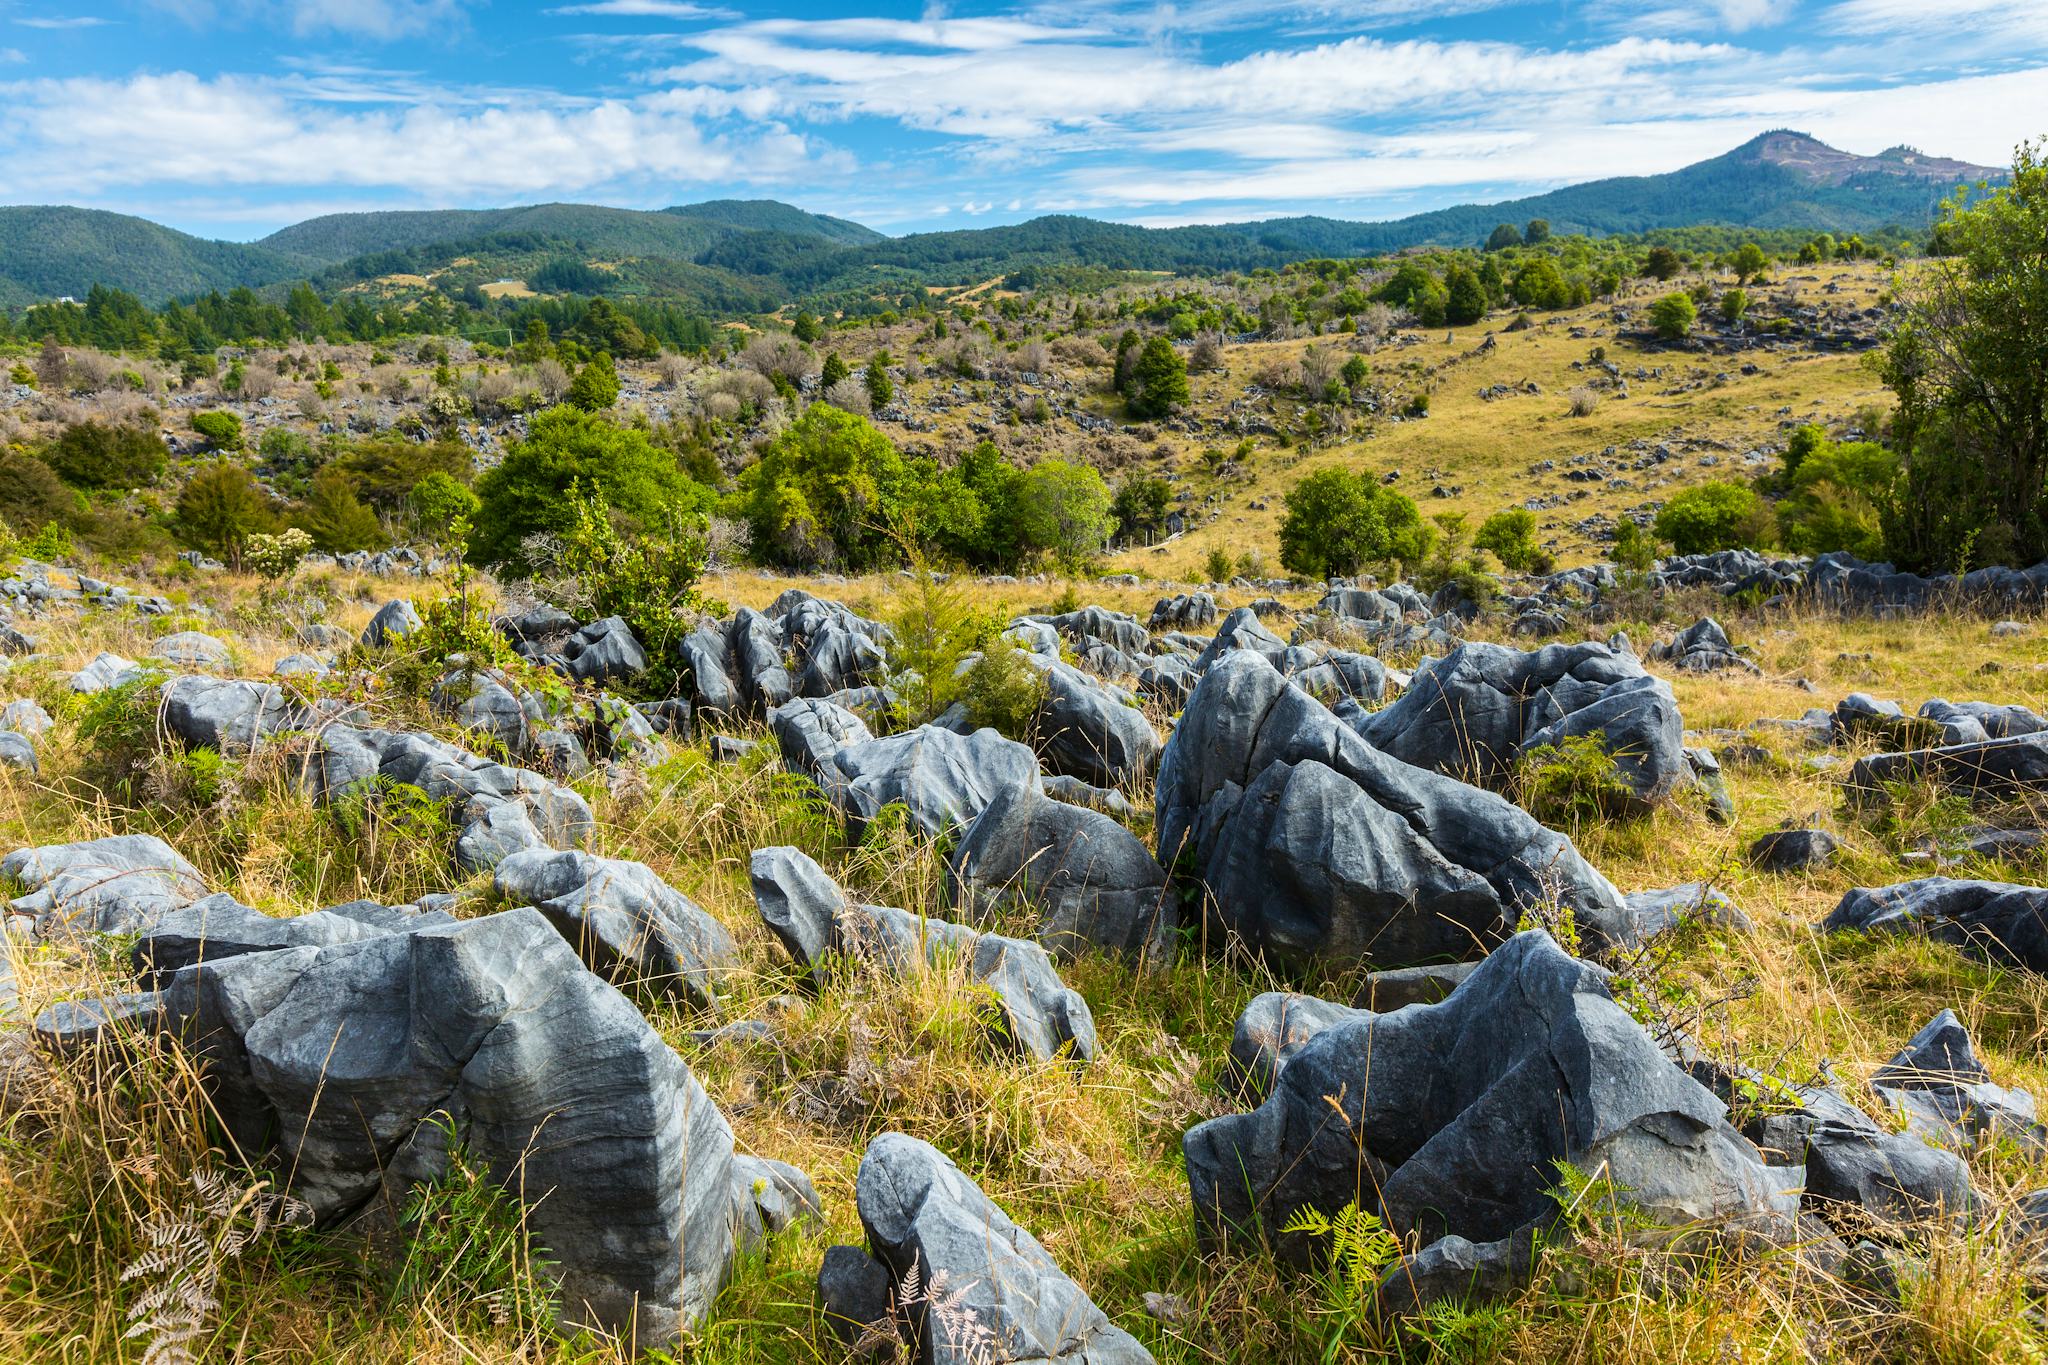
[360, 599, 422, 648]
[750, 846, 1097, 1064]
[3, 834, 208, 936]
[1822, 877, 2048, 972]
[824, 725, 1042, 841]
[492, 848, 738, 1008]
[562, 616, 648, 684]
[948, 783, 1175, 962]
[161, 675, 307, 753]
[846, 1132, 1153, 1364]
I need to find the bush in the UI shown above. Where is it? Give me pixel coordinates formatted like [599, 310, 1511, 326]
[1517, 734, 1640, 825]
[1612, 517, 1660, 572]
[1776, 435, 1897, 559]
[1648, 293, 1697, 340]
[1011, 459, 1114, 569]
[469, 405, 712, 573]
[1474, 508, 1543, 572]
[1566, 387, 1599, 418]
[191, 410, 244, 450]
[536, 482, 708, 678]
[733, 403, 905, 571]
[411, 469, 479, 542]
[1720, 288, 1751, 324]
[0, 449, 78, 531]
[175, 460, 276, 566]
[44, 420, 167, 489]
[960, 635, 1049, 741]
[1277, 467, 1431, 579]
[1653, 481, 1769, 555]
[293, 467, 383, 553]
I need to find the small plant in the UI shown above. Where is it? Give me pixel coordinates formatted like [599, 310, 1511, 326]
[854, 1254, 997, 1365]
[959, 636, 1049, 741]
[1516, 734, 1639, 826]
[1278, 1201, 1401, 1352]
[189, 410, 243, 451]
[390, 1116, 558, 1335]
[121, 1169, 310, 1365]
[1566, 385, 1599, 417]
[243, 527, 313, 580]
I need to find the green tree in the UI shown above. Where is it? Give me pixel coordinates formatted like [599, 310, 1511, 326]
[567, 352, 619, 411]
[1649, 292, 1697, 340]
[1111, 474, 1172, 544]
[1882, 140, 2048, 570]
[411, 469, 480, 542]
[1012, 459, 1115, 568]
[1485, 223, 1524, 251]
[1341, 354, 1369, 390]
[294, 466, 384, 552]
[469, 406, 710, 572]
[1277, 467, 1430, 579]
[1508, 257, 1571, 310]
[1653, 481, 1769, 554]
[1524, 219, 1552, 244]
[1782, 423, 1827, 480]
[792, 312, 822, 344]
[1731, 242, 1769, 284]
[1720, 288, 1751, 324]
[1776, 436, 1897, 559]
[1612, 517, 1660, 573]
[176, 460, 277, 567]
[43, 420, 166, 489]
[0, 449, 75, 532]
[1126, 336, 1189, 419]
[1643, 246, 1682, 281]
[734, 402, 906, 570]
[865, 355, 894, 409]
[1474, 507, 1544, 572]
[820, 352, 850, 389]
[1444, 264, 1488, 326]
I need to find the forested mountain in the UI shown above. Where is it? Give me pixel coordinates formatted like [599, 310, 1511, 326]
[0, 132, 2001, 311]
[0, 207, 317, 309]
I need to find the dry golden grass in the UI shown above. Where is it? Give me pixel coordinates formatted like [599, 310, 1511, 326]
[0, 558, 2044, 1365]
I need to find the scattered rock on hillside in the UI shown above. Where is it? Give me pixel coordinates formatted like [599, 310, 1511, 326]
[359, 599, 421, 648]
[1187, 931, 1799, 1309]
[1652, 618, 1759, 674]
[750, 845, 1096, 1064]
[1849, 734, 2048, 805]
[1749, 827, 1841, 872]
[1870, 1009, 2045, 1154]
[1157, 651, 1634, 968]
[828, 1132, 1155, 1364]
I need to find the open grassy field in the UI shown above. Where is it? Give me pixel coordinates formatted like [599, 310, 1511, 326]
[2, 553, 2044, 1365]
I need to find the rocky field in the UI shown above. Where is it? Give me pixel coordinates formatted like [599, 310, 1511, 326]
[1, 539, 2046, 1365]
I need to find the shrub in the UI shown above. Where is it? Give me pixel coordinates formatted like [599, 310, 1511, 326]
[46, 420, 168, 488]
[1648, 292, 1697, 340]
[1720, 288, 1751, 324]
[1776, 436, 1898, 559]
[1566, 386, 1599, 418]
[537, 483, 708, 677]
[960, 636, 1049, 741]
[411, 469, 479, 542]
[1277, 467, 1431, 579]
[1474, 508, 1543, 572]
[175, 460, 277, 566]
[244, 527, 313, 579]
[1010, 459, 1114, 569]
[733, 403, 905, 571]
[294, 467, 384, 553]
[1125, 336, 1189, 419]
[1653, 481, 1770, 555]
[1517, 734, 1640, 825]
[470, 406, 712, 573]
[0, 448, 78, 530]
[1612, 517, 1660, 572]
[190, 410, 244, 451]
[1204, 546, 1234, 583]
[566, 352, 619, 411]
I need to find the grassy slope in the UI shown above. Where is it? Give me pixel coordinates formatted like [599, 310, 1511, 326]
[1, 561, 2045, 1364]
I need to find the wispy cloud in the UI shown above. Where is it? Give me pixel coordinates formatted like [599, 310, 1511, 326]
[144, 0, 474, 39]
[546, 0, 736, 18]
[0, 71, 840, 200]
[13, 15, 115, 27]
[0, 47, 24, 61]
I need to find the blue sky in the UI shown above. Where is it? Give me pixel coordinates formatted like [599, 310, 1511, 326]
[1, 0, 2044, 241]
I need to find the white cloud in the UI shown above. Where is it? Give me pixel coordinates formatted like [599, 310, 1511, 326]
[546, 1, 735, 18]
[1825, 0, 2048, 43]
[0, 46, 23, 61]
[0, 71, 838, 200]
[145, 0, 473, 39]
[13, 15, 114, 27]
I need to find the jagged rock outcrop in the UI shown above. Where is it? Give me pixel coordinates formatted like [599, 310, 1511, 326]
[1652, 618, 1758, 674]
[1823, 877, 2048, 972]
[1355, 640, 1689, 811]
[750, 846, 1096, 1064]
[1157, 651, 1634, 968]
[1187, 932, 1800, 1306]
[947, 783, 1175, 962]
[46, 906, 746, 1346]
[822, 1132, 1154, 1364]
[1870, 1010, 2044, 1154]
[1848, 734, 2048, 804]
[491, 848, 738, 1008]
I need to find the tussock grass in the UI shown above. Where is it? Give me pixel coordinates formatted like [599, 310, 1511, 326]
[1, 562, 2045, 1364]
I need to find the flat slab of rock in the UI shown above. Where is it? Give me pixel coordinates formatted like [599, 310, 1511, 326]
[3, 834, 208, 936]
[1849, 734, 2048, 804]
[1822, 877, 2048, 972]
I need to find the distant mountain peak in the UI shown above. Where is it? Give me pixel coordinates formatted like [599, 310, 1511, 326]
[1734, 129, 1999, 186]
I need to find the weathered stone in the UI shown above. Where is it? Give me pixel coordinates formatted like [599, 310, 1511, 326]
[493, 848, 738, 1008]
[1823, 877, 2048, 971]
[360, 599, 422, 648]
[1749, 828, 1840, 872]
[851, 1132, 1154, 1364]
[3, 834, 208, 936]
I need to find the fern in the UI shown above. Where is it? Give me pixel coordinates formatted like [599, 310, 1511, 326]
[120, 1170, 309, 1365]
[1279, 1200, 1401, 1354]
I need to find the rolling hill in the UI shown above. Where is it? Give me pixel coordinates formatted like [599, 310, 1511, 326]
[0, 132, 2002, 309]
